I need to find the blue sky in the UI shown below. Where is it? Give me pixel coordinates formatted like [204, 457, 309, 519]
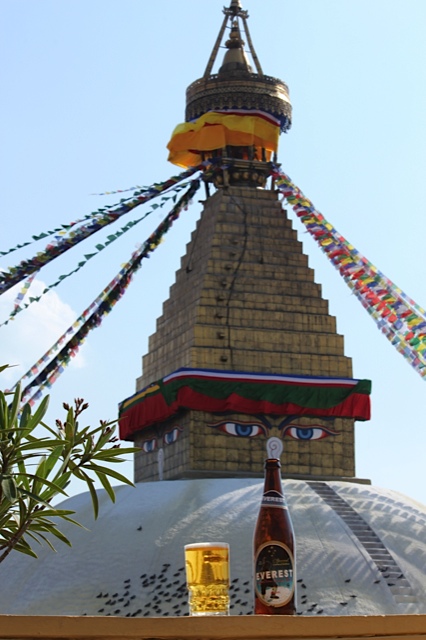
[1, 0, 426, 504]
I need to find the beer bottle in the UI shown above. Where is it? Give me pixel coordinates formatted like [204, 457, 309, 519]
[253, 458, 296, 615]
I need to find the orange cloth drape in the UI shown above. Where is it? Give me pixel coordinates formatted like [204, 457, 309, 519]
[167, 112, 280, 168]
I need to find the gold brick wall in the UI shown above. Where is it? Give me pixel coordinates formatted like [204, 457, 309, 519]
[134, 186, 356, 482]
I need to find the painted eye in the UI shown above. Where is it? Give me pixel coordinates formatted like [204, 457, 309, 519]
[282, 424, 338, 441]
[142, 438, 157, 453]
[208, 421, 266, 437]
[163, 427, 182, 445]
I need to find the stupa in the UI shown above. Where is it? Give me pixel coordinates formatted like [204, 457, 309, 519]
[0, 0, 424, 619]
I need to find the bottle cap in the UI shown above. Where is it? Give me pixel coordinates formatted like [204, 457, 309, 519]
[265, 458, 281, 467]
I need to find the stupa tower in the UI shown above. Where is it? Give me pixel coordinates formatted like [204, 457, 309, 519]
[120, 0, 370, 483]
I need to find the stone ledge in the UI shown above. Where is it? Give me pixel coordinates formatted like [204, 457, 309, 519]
[0, 614, 425, 640]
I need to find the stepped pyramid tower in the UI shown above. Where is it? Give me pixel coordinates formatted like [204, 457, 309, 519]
[119, 0, 370, 484]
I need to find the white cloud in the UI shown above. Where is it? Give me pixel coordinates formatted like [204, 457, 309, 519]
[0, 279, 86, 386]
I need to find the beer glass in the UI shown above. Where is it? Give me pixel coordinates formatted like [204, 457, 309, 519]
[184, 542, 230, 616]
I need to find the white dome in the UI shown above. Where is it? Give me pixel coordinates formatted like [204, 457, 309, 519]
[0, 479, 425, 617]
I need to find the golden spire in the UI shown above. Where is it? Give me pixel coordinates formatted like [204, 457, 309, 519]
[218, 19, 252, 75]
[203, 0, 263, 78]
[186, 0, 291, 133]
[165, 1, 293, 184]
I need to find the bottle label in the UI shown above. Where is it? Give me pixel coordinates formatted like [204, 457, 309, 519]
[255, 541, 295, 607]
[261, 490, 286, 509]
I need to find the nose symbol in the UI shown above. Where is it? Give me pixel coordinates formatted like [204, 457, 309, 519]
[266, 437, 283, 459]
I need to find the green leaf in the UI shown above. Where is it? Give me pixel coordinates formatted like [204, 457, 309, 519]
[0, 392, 8, 431]
[27, 530, 56, 552]
[12, 541, 38, 559]
[93, 447, 138, 460]
[18, 487, 57, 509]
[96, 472, 115, 503]
[40, 420, 62, 438]
[16, 457, 31, 492]
[26, 395, 50, 431]
[38, 471, 71, 502]
[27, 511, 84, 530]
[50, 513, 84, 528]
[23, 472, 69, 496]
[86, 480, 99, 519]
[7, 384, 22, 431]
[27, 522, 73, 548]
[18, 402, 32, 436]
[44, 446, 64, 477]
[18, 497, 29, 526]
[16, 438, 65, 451]
[41, 525, 72, 547]
[1, 477, 18, 502]
[64, 408, 75, 442]
[86, 462, 134, 486]
[30, 508, 75, 519]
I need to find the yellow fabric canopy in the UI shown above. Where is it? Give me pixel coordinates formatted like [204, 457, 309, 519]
[167, 112, 280, 168]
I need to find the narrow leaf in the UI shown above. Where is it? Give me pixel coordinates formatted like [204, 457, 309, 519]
[96, 472, 115, 503]
[87, 463, 134, 486]
[1, 477, 18, 502]
[7, 384, 22, 431]
[87, 480, 99, 519]
[26, 395, 50, 431]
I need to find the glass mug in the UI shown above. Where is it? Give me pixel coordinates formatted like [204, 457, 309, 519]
[184, 542, 230, 616]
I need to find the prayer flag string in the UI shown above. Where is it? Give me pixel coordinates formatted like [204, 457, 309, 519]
[0, 190, 178, 327]
[0, 187, 180, 259]
[273, 167, 426, 379]
[14, 178, 201, 406]
[0, 165, 204, 294]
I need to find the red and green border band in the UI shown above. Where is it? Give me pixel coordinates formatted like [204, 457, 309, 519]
[118, 368, 371, 440]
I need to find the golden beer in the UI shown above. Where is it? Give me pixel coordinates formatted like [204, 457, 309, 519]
[184, 542, 230, 616]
